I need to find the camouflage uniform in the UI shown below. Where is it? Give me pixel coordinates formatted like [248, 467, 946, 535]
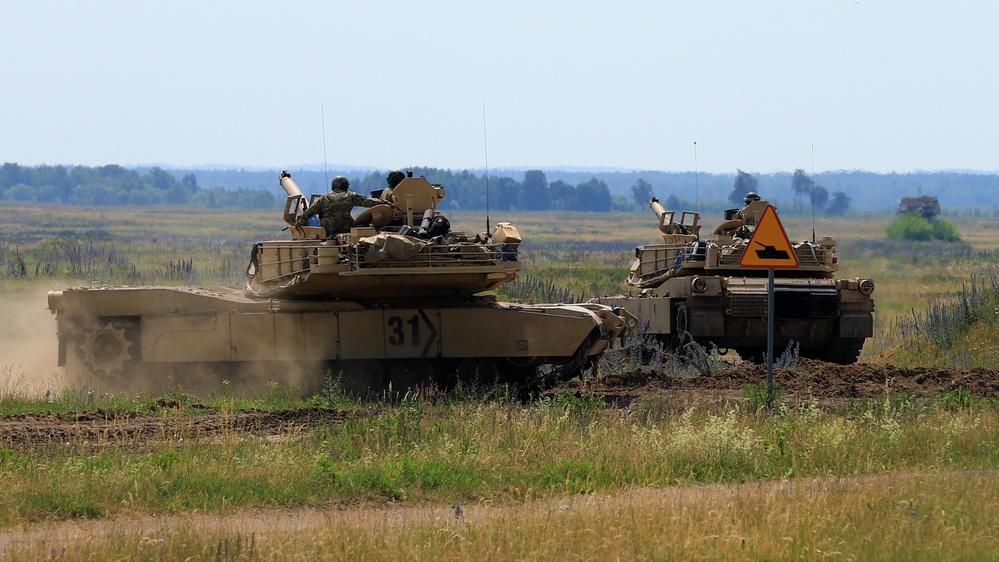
[299, 190, 382, 237]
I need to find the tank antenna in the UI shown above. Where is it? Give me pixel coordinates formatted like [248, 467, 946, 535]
[810, 144, 816, 243]
[321, 104, 329, 189]
[693, 141, 700, 213]
[482, 101, 490, 233]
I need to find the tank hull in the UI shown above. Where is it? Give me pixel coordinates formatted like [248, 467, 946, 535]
[48, 286, 631, 394]
[601, 275, 874, 364]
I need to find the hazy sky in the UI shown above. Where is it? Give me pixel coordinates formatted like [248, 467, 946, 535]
[3, 1, 996, 174]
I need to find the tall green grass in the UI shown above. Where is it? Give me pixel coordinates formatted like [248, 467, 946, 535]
[1, 390, 997, 527]
[869, 262, 999, 367]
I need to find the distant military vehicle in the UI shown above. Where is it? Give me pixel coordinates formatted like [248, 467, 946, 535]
[48, 171, 635, 395]
[598, 195, 875, 364]
[898, 195, 941, 223]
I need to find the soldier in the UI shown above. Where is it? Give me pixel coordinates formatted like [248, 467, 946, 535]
[297, 176, 383, 237]
[380, 169, 407, 203]
[736, 191, 767, 227]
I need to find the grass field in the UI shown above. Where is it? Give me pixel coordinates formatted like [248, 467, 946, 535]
[2, 202, 999, 559]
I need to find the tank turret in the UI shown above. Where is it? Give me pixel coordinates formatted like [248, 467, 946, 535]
[627, 196, 841, 289]
[246, 172, 521, 300]
[897, 195, 940, 223]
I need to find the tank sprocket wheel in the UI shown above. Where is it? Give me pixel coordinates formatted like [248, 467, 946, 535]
[81, 322, 134, 378]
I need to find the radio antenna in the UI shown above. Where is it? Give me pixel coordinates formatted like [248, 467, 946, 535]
[693, 141, 700, 213]
[321, 104, 329, 189]
[482, 101, 490, 233]
[810, 144, 816, 243]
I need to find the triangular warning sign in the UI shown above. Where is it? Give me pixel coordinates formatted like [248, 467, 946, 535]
[739, 205, 799, 269]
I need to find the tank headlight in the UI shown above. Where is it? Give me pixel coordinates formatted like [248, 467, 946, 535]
[859, 278, 875, 295]
[47, 290, 63, 312]
[692, 277, 708, 293]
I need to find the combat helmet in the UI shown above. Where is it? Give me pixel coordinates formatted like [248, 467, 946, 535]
[386, 170, 406, 189]
[331, 176, 350, 192]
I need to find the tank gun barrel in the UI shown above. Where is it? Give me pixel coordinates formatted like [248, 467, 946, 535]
[279, 171, 305, 227]
[279, 170, 303, 198]
[649, 197, 677, 235]
[650, 197, 668, 222]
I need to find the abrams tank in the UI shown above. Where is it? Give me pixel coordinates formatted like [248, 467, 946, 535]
[599, 195, 875, 364]
[47, 171, 634, 395]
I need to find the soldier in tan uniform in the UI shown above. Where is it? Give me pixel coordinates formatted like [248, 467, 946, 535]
[379, 169, 407, 203]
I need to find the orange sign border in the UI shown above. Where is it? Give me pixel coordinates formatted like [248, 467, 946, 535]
[739, 205, 799, 269]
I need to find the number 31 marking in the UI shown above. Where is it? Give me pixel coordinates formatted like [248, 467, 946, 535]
[387, 315, 421, 346]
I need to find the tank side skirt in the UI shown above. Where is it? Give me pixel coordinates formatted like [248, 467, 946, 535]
[97, 304, 605, 363]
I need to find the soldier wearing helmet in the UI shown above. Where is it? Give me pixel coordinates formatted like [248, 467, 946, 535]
[736, 192, 768, 226]
[297, 175, 383, 237]
[380, 169, 407, 203]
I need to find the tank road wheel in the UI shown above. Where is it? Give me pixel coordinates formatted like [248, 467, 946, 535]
[389, 359, 435, 395]
[521, 332, 598, 398]
[502, 358, 540, 387]
[338, 359, 387, 396]
[456, 358, 502, 386]
[81, 322, 135, 381]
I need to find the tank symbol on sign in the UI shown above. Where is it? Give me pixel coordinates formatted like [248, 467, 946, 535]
[752, 241, 791, 261]
[739, 205, 799, 269]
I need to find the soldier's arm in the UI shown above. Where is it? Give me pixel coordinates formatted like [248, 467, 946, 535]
[352, 193, 383, 208]
[298, 194, 328, 222]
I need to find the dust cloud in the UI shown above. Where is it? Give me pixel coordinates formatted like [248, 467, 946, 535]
[0, 285, 68, 398]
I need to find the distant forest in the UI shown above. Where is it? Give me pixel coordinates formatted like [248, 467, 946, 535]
[3, 162, 999, 216]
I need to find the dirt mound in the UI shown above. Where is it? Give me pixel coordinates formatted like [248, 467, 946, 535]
[0, 407, 366, 451]
[563, 358, 999, 408]
[3, 360, 997, 449]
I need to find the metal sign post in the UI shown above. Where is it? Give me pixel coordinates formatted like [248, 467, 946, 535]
[766, 267, 775, 408]
[738, 205, 798, 410]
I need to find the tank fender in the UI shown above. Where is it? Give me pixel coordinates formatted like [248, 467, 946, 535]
[47, 290, 64, 313]
[558, 303, 637, 355]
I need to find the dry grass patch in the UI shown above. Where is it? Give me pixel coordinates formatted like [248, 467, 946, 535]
[2, 470, 996, 561]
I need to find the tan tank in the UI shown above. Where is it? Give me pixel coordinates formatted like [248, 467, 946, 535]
[47, 171, 635, 395]
[598, 196, 874, 364]
[897, 195, 940, 223]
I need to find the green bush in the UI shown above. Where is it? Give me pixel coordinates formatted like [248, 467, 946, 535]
[886, 213, 960, 242]
[932, 219, 961, 241]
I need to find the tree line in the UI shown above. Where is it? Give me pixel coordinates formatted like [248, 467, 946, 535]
[5, 162, 999, 216]
[0, 163, 618, 212]
[0, 163, 277, 209]
[353, 168, 614, 212]
[727, 169, 852, 216]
